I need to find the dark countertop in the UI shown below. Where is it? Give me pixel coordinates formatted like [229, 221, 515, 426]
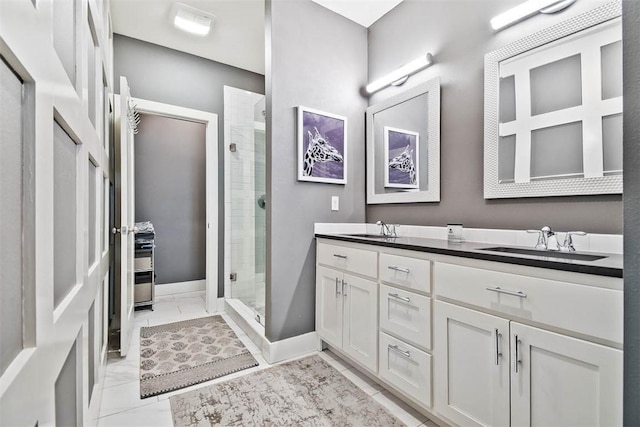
[315, 233, 623, 278]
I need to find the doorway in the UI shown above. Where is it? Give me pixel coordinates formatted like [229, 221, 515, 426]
[132, 97, 219, 312]
[113, 92, 218, 355]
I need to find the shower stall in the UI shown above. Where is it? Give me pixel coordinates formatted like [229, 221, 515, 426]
[224, 86, 266, 327]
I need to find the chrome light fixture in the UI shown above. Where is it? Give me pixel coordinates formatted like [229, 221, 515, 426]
[171, 3, 215, 37]
[490, 0, 576, 31]
[365, 53, 434, 94]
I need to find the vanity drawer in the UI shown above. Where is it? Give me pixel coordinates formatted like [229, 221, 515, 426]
[380, 284, 431, 350]
[435, 262, 623, 344]
[317, 242, 377, 279]
[379, 253, 431, 294]
[379, 332, 432, 409]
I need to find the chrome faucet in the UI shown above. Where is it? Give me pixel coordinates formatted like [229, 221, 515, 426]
[376, 220, 397, 237]
[527, 226, 586, 251]
[561, 231, 587, 252]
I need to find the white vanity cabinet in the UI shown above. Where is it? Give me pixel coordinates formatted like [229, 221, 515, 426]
[434, 262, 623, 427]
[315, 235, 623, 427]
[316, 243, 378, 373]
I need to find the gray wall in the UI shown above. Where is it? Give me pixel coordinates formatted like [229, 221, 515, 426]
[113, 35, 265, 296]
[623, 1, 640, 424]
[135, 114, 207, 285]
[266, 0, 367, 342]
[366, 0, 622, 234]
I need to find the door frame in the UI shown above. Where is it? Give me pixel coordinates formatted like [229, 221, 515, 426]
[131, 97, 219, 313]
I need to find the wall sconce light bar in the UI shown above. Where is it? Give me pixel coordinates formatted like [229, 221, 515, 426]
[365, 53, 434, 94]
[171, 2, 215, 37]
[490, 0, 576, 31]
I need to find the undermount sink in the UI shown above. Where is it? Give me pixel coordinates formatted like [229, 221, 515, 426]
[480, 246, 608, 262]
[345, 233, 397, 239]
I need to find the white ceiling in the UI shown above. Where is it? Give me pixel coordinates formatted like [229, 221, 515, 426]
[109, 0, 404, 76]
[311, 0, 403, 27]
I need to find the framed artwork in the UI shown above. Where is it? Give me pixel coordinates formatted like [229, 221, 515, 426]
[297, 106, 347, 184]
[384, 126, 420, 189]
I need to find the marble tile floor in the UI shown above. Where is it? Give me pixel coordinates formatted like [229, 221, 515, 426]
[94, 291, 437, 427]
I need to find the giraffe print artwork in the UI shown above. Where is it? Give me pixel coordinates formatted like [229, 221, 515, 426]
[384, 126, 420, 189]
[298, 107, 347, 184]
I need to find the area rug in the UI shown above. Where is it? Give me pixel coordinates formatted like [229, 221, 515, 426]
[139, 315, 258, 398]
[169, 355, 406, 426]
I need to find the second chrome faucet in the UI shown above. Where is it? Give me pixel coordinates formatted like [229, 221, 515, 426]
[527, 226, 586, 252]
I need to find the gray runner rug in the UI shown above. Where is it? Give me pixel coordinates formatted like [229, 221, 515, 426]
[169, 354, 406, 426]
[139, 315, 258, 398]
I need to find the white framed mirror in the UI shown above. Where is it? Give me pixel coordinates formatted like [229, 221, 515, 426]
[366, 78, 441, 204]
[484, 1, 622, 199]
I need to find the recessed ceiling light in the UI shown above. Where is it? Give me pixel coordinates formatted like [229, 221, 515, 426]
[171, 2, 215, 37]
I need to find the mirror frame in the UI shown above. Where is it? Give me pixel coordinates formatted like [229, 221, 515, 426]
[366, 78, 441, 204]
[484, 1, 622, 199]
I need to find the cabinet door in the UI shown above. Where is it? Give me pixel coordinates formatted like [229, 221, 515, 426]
[510, 322, 623, 427]
[434, 301, 510, 427]
[316, 266, 343, 349]
[342, 273, 378, 373]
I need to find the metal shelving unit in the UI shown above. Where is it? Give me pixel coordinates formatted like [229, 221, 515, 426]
[134, 232, 155, 309]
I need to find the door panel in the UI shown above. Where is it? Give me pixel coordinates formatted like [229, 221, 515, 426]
[115, 77, 135, 357]
[510, 322, 623, 427]
[342, 273, 378, 373]
[316, 266, 343, 349]
[434, 301, 510, 427]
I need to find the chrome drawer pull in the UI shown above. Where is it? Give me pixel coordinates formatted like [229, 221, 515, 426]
[514, 334, 521, 373]
[388, 344, 411, 358]
[485, 286, 527, 298]
[333, 254, 348, 259]
[335, 277, 341, 297]
[495, 328, 502, 366]
[388, 293, 411, 303]
[388, 265, 410, 274]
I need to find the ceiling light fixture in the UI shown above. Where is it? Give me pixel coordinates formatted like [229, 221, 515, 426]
[171, 3, 215, 37]
[365, 53, 434, 94]
[490, 0, 577, 31]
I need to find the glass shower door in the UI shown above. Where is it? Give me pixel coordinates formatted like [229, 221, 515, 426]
[227, 87, 266, 325]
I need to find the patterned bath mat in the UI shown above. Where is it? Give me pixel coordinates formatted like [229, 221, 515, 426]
[169, 355, 406, 426]
[139, 315, 258, 398]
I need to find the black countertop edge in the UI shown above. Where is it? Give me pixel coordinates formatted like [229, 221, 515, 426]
[315, 233, 623, 278]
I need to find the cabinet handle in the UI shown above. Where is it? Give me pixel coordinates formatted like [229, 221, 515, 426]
[495, 329, 502, 366]
[388, 293, 411, 303]
[333, 254, 348, 259]
[485, 286, 527, 298]
[388, 344, 411, 358]
[335, 277, 341, 296]
[514, 334, 521, 373]
[342, 279, 347, 297]
[388, 265, 410, 274]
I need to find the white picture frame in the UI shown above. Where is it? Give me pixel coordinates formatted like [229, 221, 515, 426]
[297, 106, 347, 185]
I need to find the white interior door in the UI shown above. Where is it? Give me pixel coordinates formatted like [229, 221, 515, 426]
[115, 77, 135, 357]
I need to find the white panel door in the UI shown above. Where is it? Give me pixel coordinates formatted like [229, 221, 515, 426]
[316, 266, 343, 349]
[434, 301, 510, 427]
[342, 273, 378, 373]
[0, 0, 113, 424]
[116, 77, 135, 357]
[510, 322, 623, 427]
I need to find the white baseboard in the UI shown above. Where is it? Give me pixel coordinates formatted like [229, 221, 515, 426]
[264, 332, 318, 364]
[224, 299, 317, 364]
[155, 280, 205, 296]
